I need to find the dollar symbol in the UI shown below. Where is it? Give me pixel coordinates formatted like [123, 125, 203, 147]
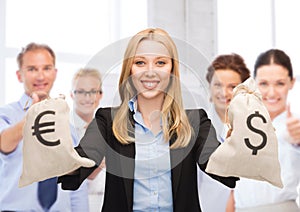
[244, 111, 267, 155]
[32, 110, 60, 146]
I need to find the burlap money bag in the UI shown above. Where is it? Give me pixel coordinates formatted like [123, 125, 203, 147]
[206, 77, 283, 188]
[19, 97, 95, 187]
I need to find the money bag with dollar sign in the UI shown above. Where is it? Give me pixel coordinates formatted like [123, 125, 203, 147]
[19, 96, 95, 187]
[206, 77, 283, 188]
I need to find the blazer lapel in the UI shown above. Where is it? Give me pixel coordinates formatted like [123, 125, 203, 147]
[169, 135, 185, 202]
[119, 110, 136, 211]
[119, 142, 135, 212]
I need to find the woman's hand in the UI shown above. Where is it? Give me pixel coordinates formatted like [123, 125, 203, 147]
[286, 104, 300, 145]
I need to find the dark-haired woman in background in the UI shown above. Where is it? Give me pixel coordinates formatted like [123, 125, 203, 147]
[230, 49, 300, 211]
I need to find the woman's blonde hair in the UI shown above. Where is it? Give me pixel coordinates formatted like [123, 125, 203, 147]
[112, 28, 192, 148]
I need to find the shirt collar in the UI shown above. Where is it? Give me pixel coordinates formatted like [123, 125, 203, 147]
[128, 96, 138, 113]
[128, 96, 164, 131]
[20, 93, 32, 111]
[209, 104, 228, 142]
[272, 110, 286, 124]
[71, 110, 88, 130]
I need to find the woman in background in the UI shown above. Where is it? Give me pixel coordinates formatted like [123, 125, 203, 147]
[230, 49, 300, 211]
[70, 68, 105, 212]
[198, 53, 250, 212]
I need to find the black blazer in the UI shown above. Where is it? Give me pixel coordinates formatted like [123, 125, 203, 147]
[58, 108, 237, 212]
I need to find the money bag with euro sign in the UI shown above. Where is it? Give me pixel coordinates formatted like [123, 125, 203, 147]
[206, 77, 283, 188]
[19, 96, 95, 187]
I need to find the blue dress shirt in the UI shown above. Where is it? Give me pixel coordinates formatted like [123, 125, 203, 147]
[129, 98, 173, 212]
[0, 93, 89, 212]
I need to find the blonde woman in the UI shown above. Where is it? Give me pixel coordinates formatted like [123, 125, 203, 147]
[59, 28, 238, 212]
[70, 68, 105, 212]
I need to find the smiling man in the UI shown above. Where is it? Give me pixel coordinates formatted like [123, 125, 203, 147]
[0, 43, 89, 212]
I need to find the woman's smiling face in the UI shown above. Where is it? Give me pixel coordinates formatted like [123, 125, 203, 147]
[209, 69, 242, 114]
[131, 39, 172, 101]
[255, 64, 295, 119]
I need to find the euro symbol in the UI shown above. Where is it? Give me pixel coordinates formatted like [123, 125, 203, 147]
[244, 111, 267, 155]
[32, 110, 60, 146]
